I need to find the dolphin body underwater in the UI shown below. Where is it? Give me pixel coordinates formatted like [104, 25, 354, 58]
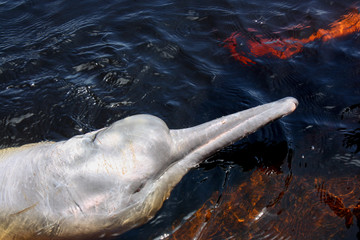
[0, 97, 298, 239]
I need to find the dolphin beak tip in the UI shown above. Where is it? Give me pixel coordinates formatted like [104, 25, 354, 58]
[290, 97, 299, 111]
[282, 97, 299, 113]
[279, 97, 299, 110]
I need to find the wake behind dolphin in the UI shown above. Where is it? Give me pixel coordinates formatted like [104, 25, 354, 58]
[0, 97, 298, 239]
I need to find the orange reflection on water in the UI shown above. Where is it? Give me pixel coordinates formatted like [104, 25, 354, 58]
[307, 9, 360, 42]
[224, 9, 360, 64]
[167, 170, 360, 240]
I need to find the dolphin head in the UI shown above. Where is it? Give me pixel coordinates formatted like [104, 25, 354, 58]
[93, 97, 298, 181]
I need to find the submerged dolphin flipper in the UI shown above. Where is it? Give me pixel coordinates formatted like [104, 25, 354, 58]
[0, 97, 298, 239]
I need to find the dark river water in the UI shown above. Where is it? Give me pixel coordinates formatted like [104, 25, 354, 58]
[1, 0, 360, 239]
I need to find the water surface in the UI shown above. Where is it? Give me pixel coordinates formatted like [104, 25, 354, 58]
[1, 0, 360, 239]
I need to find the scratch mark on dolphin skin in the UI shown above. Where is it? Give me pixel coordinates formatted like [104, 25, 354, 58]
[224, 8, 360, 64]
[96, 137, 103, 145]
[102, 154, 113, 175]
[10, 202, 38, 216]
[122, 165, 127, 175]
[129, 141, 137, 165]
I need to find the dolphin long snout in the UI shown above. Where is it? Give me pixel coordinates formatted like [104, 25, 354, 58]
[170, 97, 298, 169]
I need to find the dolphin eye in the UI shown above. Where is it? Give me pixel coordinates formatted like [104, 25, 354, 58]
[133, 182, 145, 194]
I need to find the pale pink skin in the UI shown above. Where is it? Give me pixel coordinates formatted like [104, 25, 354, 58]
[0, 97, 298, 239]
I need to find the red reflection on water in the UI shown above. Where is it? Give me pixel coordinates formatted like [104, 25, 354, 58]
[223, 32, 256, 65]
[224, 9, 360, 64]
